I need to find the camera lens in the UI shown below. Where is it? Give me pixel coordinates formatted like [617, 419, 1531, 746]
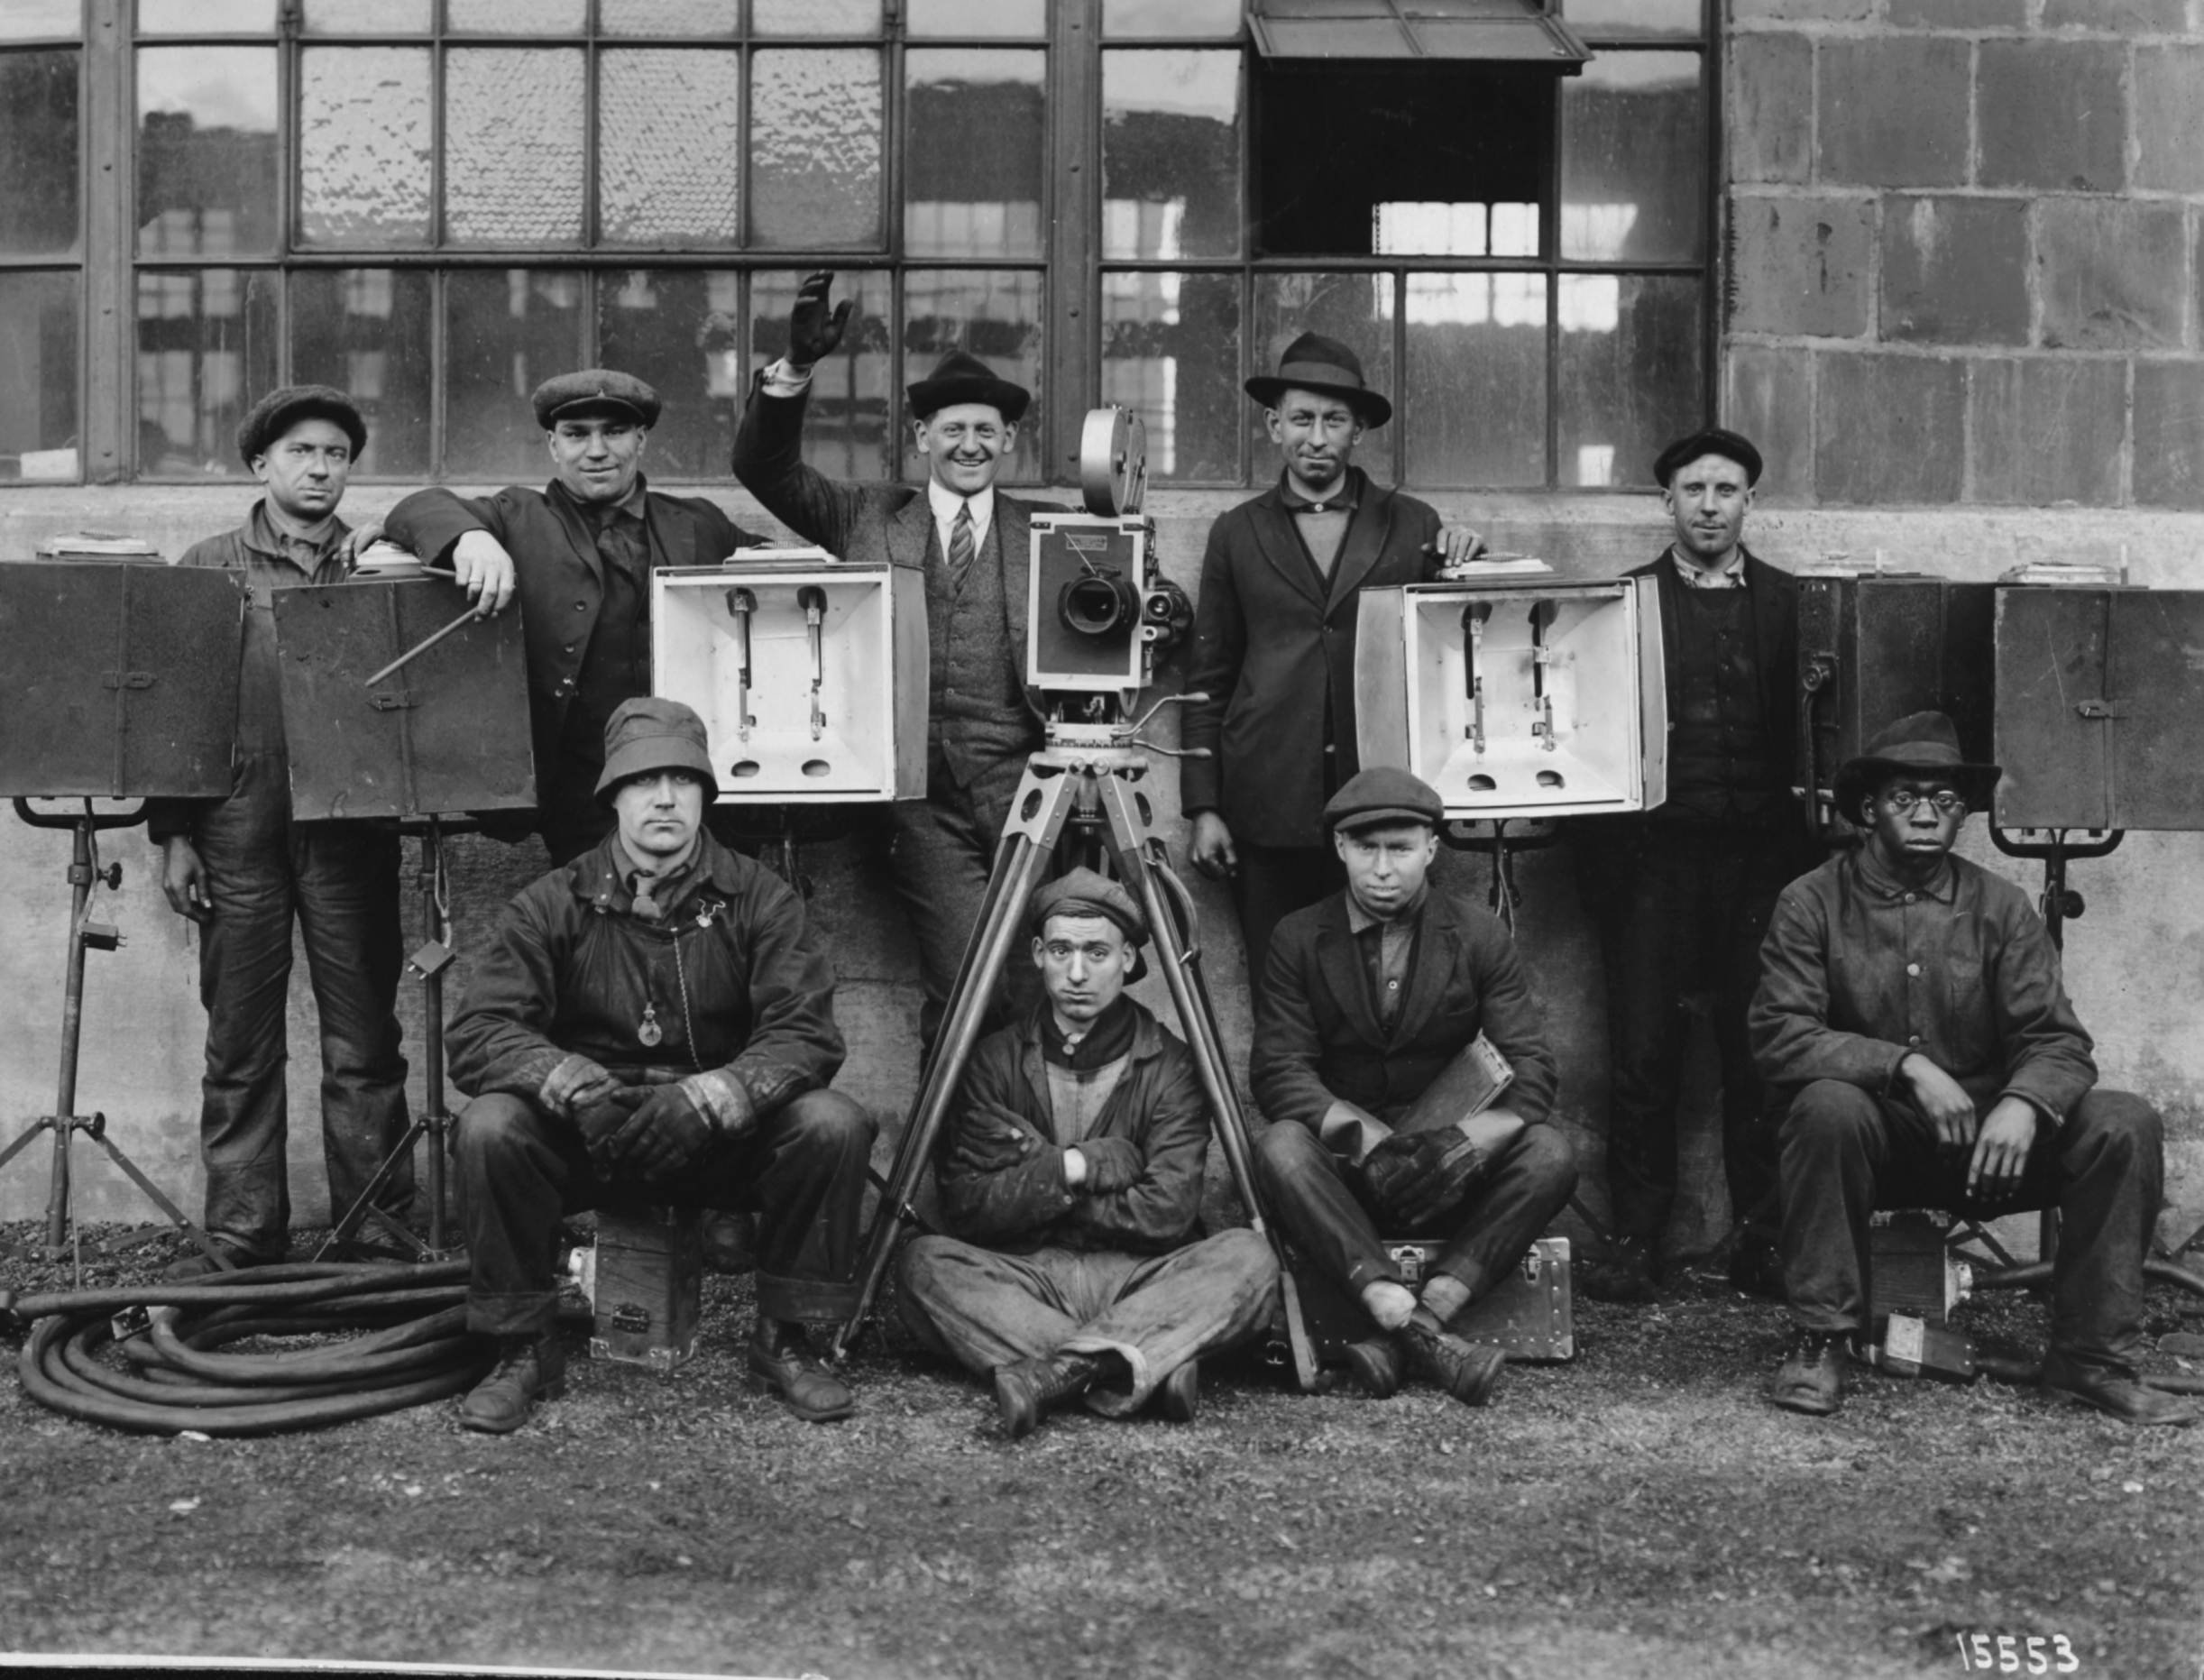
[1060, 574, 1138, 638]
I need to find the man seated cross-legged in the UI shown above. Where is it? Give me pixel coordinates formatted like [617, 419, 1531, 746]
[1752, 711, 2196, 1427]
[895, 868, 1279, 1439]
[1253, 768, 1577, 1406]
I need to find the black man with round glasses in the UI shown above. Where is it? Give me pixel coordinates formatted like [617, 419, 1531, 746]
[1747, 711, 2193, 1426]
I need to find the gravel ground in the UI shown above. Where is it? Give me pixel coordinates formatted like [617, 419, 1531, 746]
[1, 1221, 2199, 1680]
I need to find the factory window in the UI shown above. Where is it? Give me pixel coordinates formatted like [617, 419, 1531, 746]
[7, 0, 1710, 492]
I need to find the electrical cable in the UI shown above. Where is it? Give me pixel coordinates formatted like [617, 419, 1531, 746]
[5, 1259, 492, 1436]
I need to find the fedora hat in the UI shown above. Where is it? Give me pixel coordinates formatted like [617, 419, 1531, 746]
[906, 351, 1031, 424]
[1831, 710, 2000, 822]
[1245, 331, 1392, 429]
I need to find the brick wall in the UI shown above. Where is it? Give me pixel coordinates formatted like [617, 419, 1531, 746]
[1726, 0, 2204, 508]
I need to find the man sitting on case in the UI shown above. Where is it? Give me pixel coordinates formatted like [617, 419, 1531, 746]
[1753, 711, 2195, 1425]
[1254, 768, 1576, 1406]
[445, 697, 876, 1433]
[896, 869, 1279, 1439]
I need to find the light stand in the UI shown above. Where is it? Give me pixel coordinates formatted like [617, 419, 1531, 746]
[0, 800, 234, 1282]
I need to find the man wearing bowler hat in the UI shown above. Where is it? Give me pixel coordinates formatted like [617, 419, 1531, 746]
[896, 868, 1279, 1440]
[1182, 333, 1485, 991]
[1576, 426, 1812, 1306]
[146, 385, 416, 1277]
[445, 697, 875, 1434]
[381, 370, 768, 864]
[1751, 711, 2193, 1425]
[732, 271, 1057, 1044]
[1252, 768, 1576, 1408]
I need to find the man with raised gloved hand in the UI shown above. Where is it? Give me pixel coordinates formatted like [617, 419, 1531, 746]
[1253, 768, 1576, 1407]
[445, 697, 875, 1434]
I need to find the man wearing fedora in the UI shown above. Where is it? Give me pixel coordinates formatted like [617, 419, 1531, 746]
[145, 385, 416, 1278]
[381, 369, 767, 865]
[445, 697, 876, 1433]
[896, 868, 1279, 1440]
[1183, 333, 1484, 990]
[733, 271, 1057, 1043]
[1253, 768, 1576, 1408]
[1577, 426, 1811, 1306]
[1751, 711, 2193, 1425]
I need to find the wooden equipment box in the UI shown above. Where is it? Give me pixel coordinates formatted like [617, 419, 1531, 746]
[1868, 1210, 1971, 1327]
[652, 551, 925, 803]
[589, 1205, 703, 1374]
[1293, 1235, 1575, 1366]
[1356, 580, 1667, 819]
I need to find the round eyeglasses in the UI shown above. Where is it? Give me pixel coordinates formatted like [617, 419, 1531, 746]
[1883, 789, 1967, 816]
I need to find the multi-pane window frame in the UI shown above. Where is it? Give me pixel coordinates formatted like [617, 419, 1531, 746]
[1089, 0, 1717, 492]
[123, 0, 1064, 487]
[0, 3, 92, 484]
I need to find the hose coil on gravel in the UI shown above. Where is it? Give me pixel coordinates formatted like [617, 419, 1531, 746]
[7, 1260, 493, 1436]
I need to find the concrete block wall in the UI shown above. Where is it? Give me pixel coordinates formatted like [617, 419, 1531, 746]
[1727, 0, 2204, 509]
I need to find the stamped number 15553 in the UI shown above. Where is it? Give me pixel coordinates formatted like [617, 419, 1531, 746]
[1955, 1633, 2079, 1674]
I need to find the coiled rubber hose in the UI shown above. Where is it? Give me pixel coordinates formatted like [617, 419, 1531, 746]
[6, 1260, 495, 1436]
[1970, 1256, 2204, 1393]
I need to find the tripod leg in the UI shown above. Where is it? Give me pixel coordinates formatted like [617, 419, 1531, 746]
[0, 1115, 53, 1176]
[86, 1124, 236, 1271]
[315, 1118, 430, 1261]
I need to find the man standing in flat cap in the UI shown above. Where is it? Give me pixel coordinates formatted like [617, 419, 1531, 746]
[1253, 768, 1575, 1407]
[1752, 712, 2193, 1426]
[1183, 333, 1485, 992]
[381, 369, 767, 864]
[732, 271, 1055, 1043]
[896, 868, 1278, 1438]
[445, 696, 876, 1433]
[1576, 426, 1811, 1305]
[146, 385, 416, 1276]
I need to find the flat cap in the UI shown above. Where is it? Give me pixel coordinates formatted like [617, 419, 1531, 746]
[1653, 427, 1762, 489]
[906, 351, 1031, 425]
[236, 384, 367, 464]
[533, 369, 662, 430]
[1031, 866, 1147, 946]
[1325, 767, 1444, 834]
[594, 696, 718, 802]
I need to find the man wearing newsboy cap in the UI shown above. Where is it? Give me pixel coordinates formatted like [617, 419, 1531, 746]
[1576, 425, 1815, 1307]
[381, 369, 769, 864]
[732, 272, 1057, 1046]
[144, 385, 416, 1278]
[1750, 711, 2193, 1426]
[445, 697, 876, 1434]
[1182, 332, 1486, 994]
[895, 867, 1278, 1440]
[1252, 768, 1576, 1409]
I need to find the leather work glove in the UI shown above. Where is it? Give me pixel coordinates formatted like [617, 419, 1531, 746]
[574, 1088, 649, 1177]
[1072, 1134, 1145, 1195]
[609, 1084, 716, 1184]
[948, 1100, 1040, 1175]
[788, 271, 852, 369]
[1361, 1124, 1496, 1228]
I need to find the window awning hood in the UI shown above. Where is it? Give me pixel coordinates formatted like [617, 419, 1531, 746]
[1248, 0, 1593, 69]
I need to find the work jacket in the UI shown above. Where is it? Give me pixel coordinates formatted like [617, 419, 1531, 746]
[933, 1001, 1210, 1256]
[1253, 887, 1559, 1137]
[1749, 846, 2097, 1125]
[381, 476, 761, 826]
[1181, 470, 1446, 849]
[445, 831, 844, 1125]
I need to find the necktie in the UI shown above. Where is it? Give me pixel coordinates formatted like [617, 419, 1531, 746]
[947, 500, 975, 592]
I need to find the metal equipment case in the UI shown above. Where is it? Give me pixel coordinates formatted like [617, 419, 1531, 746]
[1293, 1236, 1575, 1365]
[1355, 578, 1667, 819]
[652, 550, 925, 803]
[1994, 585, 2204, 831]
[271, 575, 535, 820]
[0, 561, 244, 799]
[589, 1205, 704, 1373]
[1796, 570, 1995, 830]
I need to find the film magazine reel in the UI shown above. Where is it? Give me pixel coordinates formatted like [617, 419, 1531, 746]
[1079, 404, 1149, 518]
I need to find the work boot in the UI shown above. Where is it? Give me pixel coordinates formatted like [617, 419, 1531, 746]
[1341, 1336, 1404, 1400]
[1579, 1234, 1658, 1304]
[1726, 1227, 1786, 1303]
[2039, 1351, 2200, 1427]
[747, 1318, 856, 1422]
[992, 1352, 1099, 1440]
[1159, 1358, 1199, 1424]
[1768, 1329, 1849, 1417]
[162, 1240, 265, 1281]
[1400, 1310, 1505, 1406]
[459, 1332, 567, 1435]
